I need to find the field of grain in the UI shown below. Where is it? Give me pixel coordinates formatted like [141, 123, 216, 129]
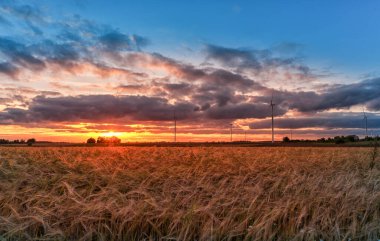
[0, 146, 379, 240]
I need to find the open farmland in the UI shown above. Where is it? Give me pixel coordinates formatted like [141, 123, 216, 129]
[0, 146, 379, 240]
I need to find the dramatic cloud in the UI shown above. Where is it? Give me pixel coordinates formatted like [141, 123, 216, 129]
[306, 78, 380, 111]
[274, 78, 380, 112]
[0, 93, 287, 124]
[250, 113, 380, 130]
[204, 44, 314, 79]
[206, 103, 286, 120]
[0, 95, 198, 124]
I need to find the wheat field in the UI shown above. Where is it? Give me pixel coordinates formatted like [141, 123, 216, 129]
[0, 146, 379, 240]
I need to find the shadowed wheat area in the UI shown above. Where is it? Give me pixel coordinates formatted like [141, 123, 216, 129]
[0, 147, 379, 240]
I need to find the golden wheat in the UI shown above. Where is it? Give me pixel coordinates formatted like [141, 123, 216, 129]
[0, 147, 379, 240]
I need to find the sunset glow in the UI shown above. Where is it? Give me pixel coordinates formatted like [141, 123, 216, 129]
[0, 1, 379, 142]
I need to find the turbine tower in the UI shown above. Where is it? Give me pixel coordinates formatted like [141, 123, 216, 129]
[290, 128, 293, 141]
[270, 94, 275, 144]
[173, 110, 177, 142]
[230, 123, 233, 142]
[363, 109, 368, 137]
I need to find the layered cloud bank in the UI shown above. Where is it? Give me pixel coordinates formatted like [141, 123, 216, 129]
[0, 1, 379, 140]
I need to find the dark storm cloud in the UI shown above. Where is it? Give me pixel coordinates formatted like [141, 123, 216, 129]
[0, 95, 198, 124]
[206, 103, 286, 120]
[124, 49, 377, 117]
[250, 116, 380, 129]
[308, 78, 380, 111]
[185, 69, 262, 107]
[162, 83, 192, 96]
[201, 69, 257, 91]
[0, 92, 294, 124]
[123, 52, 267, 107]
[280, 78, 380, 112]
[247, 77, 380, 113]
[250, 113, 380, 130]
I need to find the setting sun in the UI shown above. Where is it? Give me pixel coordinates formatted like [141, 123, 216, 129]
[101, 132, 123, 137]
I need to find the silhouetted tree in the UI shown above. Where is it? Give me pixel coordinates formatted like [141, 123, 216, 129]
[87, 137, 96, 144]
[282, 136, 290, 142]
[0, 139, 10, 144]
[97, 137, 106, 143]
[27, 138, 36, 146]
[97, 136, 121, 144]
[334, 136, 345, 144]
[108, 136, 121, 144]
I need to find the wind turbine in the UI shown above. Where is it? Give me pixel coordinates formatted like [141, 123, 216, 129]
[270, 93, 275, 144]
[230, 123, 233, 142]
[173, 110, 177, 142]
[363, 108, 368, 137]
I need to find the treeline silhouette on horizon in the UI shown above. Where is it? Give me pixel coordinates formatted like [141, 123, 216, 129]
[283, 135, 379, 144]
[86, 136, 121, 144]
[0, 138, 36, 146]
[0, 135, 379, 146]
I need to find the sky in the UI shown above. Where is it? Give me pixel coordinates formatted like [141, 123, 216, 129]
[0, 0, 379, 142]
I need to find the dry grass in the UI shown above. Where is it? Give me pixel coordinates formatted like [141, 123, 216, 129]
[0, 146, 379, 240]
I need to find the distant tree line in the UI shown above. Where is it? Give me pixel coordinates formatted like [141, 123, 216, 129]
[87, 136, 121, 144]
[283, 135, 380, 144]
[0, 138, 36, 146]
